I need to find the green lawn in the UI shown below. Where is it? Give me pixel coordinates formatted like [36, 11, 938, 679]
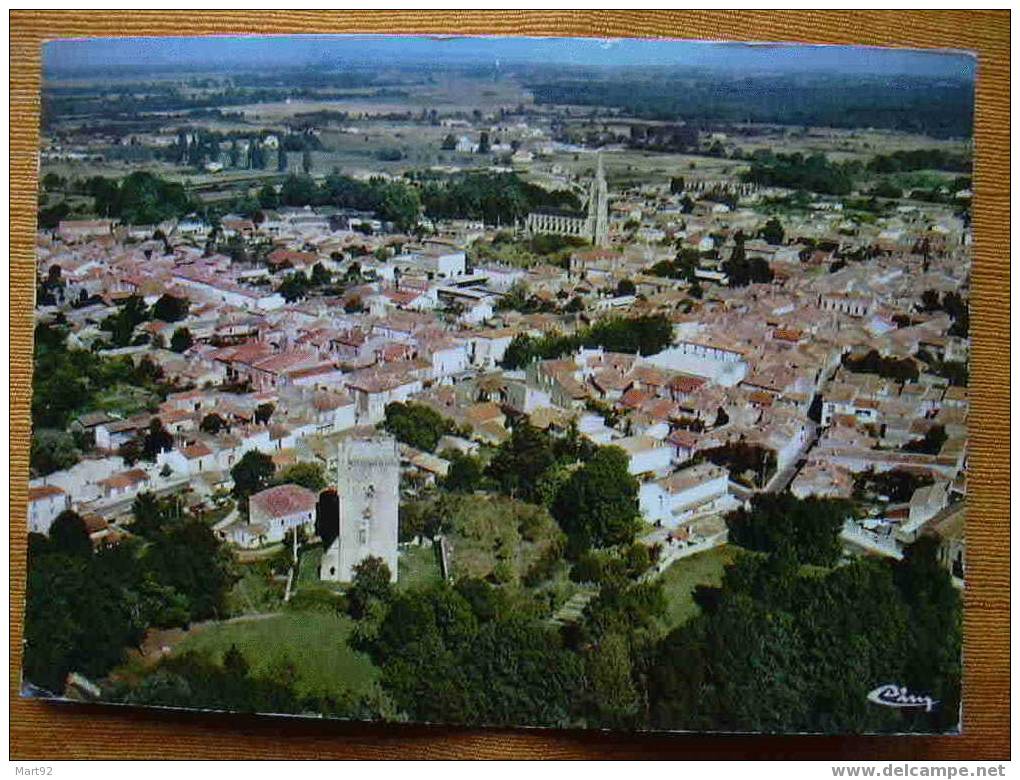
[657, 544, 744, 631]
[296, 544, 325, 588]
[224, 561, 285, 616]
[398, 544, 443, 591]
[91, 384, 158, 417]
[173, 611, 379, 700]
[442, 494, 563, 584]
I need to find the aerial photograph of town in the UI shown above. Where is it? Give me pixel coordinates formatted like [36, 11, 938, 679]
[23, 34, 973, 735]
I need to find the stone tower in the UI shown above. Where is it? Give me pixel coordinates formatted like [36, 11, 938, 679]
[320, 435, 400, 584]
[587, 152, 610, 248]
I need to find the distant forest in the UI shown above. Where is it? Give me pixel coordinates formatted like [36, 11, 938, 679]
[526, 72, 975, 138]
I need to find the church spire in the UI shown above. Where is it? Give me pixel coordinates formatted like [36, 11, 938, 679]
[591, 152, 609, 248]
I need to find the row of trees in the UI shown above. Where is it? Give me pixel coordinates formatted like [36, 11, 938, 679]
[416, 171, 580, 226]
[31, 321, 173, 434]
[267, 169, 582, 234]
[364, 478, 960, 732]
[23, 502, 234, 693]
[501, 314, 674, 370]
[86, 171, 192, 225]
[651, 538, 960, 733]
[744, 151, 859, 196]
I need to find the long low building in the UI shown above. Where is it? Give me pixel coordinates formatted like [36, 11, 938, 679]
[639, 462, 732, 527]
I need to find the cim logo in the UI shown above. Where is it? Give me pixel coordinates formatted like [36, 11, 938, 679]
[867, 684, 939, 713]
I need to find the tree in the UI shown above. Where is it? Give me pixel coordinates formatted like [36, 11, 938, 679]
[551, 446, 639, 550]
[170, 327, 193, 353]
[140, 419, 174, 462]
[724, 253, 773, 287]
[440, 133, 457, 151]
[761, 216, 785, 245]
[30, 429, 80, 476]
[130, 492, 180, 538]
[274, 462, 327, 492]
[278, 272, 310, 303]
[23, 552, 139, 692]
[145, 520, 234, 621]
[843, 349, 919, 383]
[347, 556, 393, 619]
[382, 402, 454, 452]
[616, 279, 636, 297]
[199, 413, 226, 435]
[379, 183, 421, 233]
[254, 402, 275, 425]
[152, 294, 190, 323]
[101, 294, 151, 347]
[310, 262, 331, 287]
[486, 423, 556, 503]
[477, 131, 491, 154]
[363, 585, 583, 727]
[277, 147, 288, 172]
[280, 173, 320, 207]
[48, 510, 92, 557]
[584, 631, 642, 727]
[230, 450, 276, 504]
[301, 149, 312, 175]
[903, 425, 948, 455]
[398, 500, 442, 543]
[258, 183, 279, 209]
[441, 451, 484, 493]
[725, 493, 849, 567]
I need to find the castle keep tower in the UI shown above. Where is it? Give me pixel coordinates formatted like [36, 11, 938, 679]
[320, 436, 400, 583]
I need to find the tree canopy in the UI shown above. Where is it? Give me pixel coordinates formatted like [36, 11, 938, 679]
[552, 446, 640, 550]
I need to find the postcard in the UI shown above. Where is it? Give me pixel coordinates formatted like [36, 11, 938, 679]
[23, 33, 972, 735]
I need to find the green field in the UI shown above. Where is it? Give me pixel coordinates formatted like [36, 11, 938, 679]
[224, 561, 285, 616]
[443, 494, 564, 584]
[296, 544, 325, 588]
[657, 544, 743, 630]
[173, 611, 378, 700]
[398, 543, 443, 591]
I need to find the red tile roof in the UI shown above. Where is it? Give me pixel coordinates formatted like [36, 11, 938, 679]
[249, 484, 317, 519]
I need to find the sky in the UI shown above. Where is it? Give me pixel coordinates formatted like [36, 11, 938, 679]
[43, 34, 975, 80]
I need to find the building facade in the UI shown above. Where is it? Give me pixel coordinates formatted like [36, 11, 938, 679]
[320, 436, 400, 584]
[526, 153, 610, 247]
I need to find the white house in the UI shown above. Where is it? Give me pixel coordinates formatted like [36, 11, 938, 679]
[427, 339, 470, 381]
[469, 329, 515, 369]
[639, 463, 731, 527]
[27, 485, 71, 535]
[344, 369, 424, 425]
[230, 483, 318, 547]
[616, 435, 673, 477]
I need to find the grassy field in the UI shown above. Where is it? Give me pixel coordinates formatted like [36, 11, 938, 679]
[90, 385, 158, 418]
[397, 543, 443, 592]
[172, 611, 378, 700]
[296, 544, 325, 588]
[442, 493, 564, 584]
[224, 561, 285, 616]
[656, 544, 744, 631]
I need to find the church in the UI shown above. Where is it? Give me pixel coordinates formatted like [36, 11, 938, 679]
[525, 153, 609, 248]
[320, 435, 400, 583]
